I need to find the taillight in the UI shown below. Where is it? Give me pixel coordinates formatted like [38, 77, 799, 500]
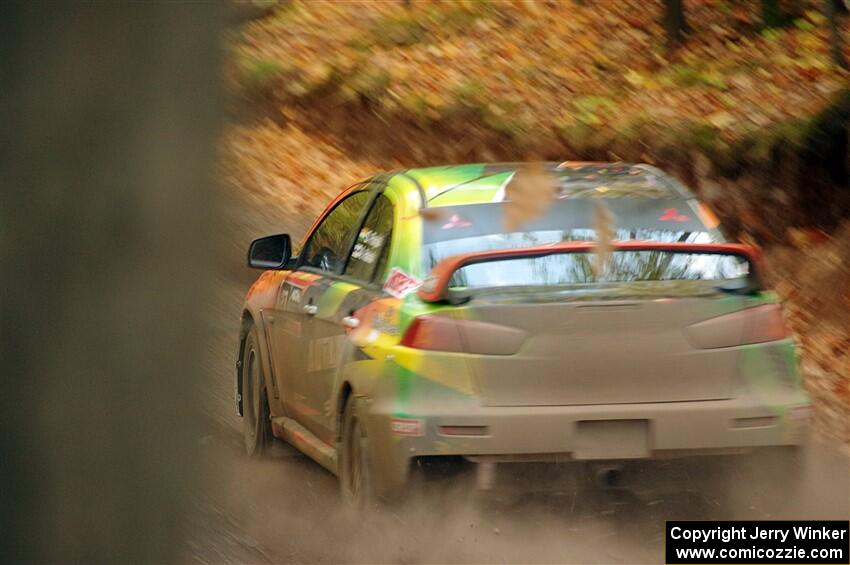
[400, 315, 526, 355]
[399, 315, 464, 353]
[745, 304, 790, 343]
[686, 304, 790, 349]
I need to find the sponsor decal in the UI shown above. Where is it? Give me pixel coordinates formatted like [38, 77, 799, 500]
[372, 305, 400, 336]
[659, 207, 690, 222]
[349, 299, 401, 347]
[350, 227, 385, 264]
[383, 267, 422, 299]
[441, 214, 473, 229]
[289, 287, 302, 305]
[390, 418, 424, 436]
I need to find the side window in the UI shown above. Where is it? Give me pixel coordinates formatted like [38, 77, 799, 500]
[344, 194, 393, 283]
[302, 191, 370, 273]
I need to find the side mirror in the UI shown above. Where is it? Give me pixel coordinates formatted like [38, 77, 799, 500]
[248, 234, 291, 270]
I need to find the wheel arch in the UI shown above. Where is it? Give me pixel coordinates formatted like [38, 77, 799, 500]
[237, 269, 287, 417]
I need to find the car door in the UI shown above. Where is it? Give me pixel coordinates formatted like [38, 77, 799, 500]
[301, 191, 395, 444]
[265, 188, 371, 422]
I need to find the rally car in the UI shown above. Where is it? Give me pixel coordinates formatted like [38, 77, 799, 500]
[236, 162, 810, 505]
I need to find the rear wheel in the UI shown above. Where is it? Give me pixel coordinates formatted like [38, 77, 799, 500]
[242, 328, 272, 457]
[340, 397, 376, 508]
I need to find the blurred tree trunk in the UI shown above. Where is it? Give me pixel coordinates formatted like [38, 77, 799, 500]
[826, 0, 849, 70]
[0, 2, 222, 562]
[664, 0, 688, 47]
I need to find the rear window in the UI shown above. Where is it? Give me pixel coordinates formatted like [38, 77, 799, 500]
[450, 251, 749, 290]
[423, 198, 724, 274]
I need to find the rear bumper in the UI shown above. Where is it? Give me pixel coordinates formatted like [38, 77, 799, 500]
[363, 392, 811, 499]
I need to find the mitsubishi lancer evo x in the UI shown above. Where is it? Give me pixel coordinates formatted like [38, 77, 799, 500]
[236, 162, 810, 505]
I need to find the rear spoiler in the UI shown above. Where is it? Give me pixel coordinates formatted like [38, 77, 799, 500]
[417, 241, 764, 303]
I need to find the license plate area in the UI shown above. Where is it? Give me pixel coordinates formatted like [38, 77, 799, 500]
[574, 419, 650, 460]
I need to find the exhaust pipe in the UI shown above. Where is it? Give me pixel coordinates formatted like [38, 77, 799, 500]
[595, 465, 623, 488]
[476, 460, 496, 490]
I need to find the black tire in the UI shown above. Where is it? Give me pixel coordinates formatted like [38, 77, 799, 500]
[339, 396, 376, 508]
[242, 328, 272, 457]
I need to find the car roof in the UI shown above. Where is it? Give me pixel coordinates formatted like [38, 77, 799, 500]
[396, 162, 691, 207]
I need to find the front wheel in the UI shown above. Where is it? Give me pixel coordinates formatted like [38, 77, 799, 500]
[340, 397, 376, 508]
[242, 328, 272, 457]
